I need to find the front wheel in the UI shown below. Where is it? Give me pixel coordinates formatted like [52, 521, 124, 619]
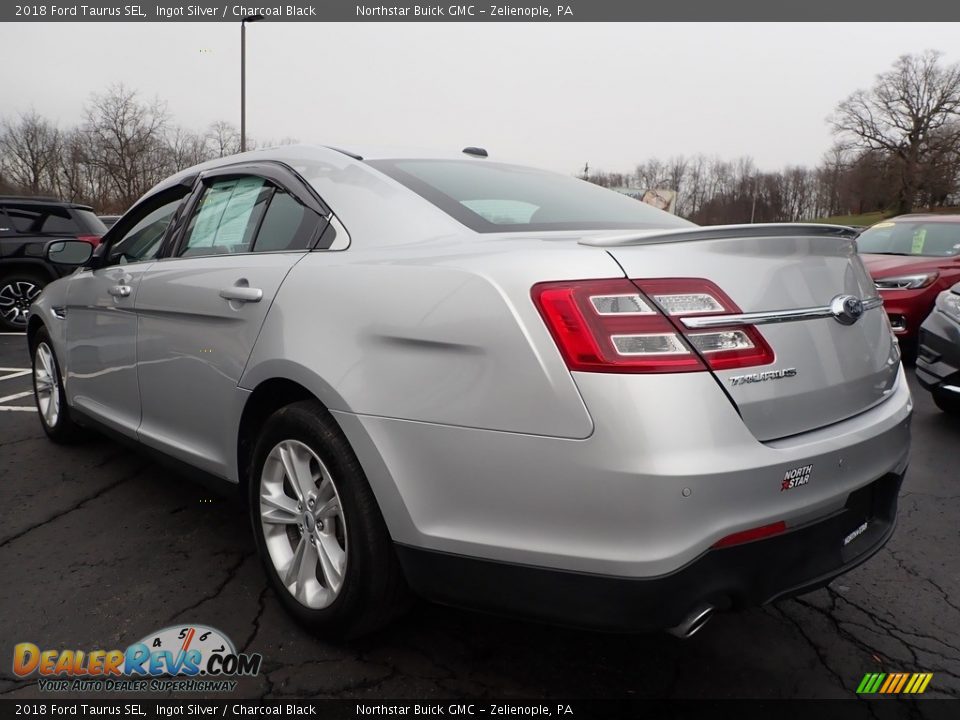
[32, 327, 81, 443]
[248, 400, 410, 637]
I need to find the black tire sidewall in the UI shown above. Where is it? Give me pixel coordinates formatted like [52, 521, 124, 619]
[247, 402, 389, 635]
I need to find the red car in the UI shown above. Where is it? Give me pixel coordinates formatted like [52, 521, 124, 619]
[857, 214, 960, 350]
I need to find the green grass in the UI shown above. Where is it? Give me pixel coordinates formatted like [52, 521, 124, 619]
[807, 211, 889, 227]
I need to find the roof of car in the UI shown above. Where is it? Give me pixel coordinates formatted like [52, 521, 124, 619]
[0, 195, 94, 210]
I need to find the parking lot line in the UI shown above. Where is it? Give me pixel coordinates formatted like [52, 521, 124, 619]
[0, 391, 33, 403]
[0, 369, 31, 382]
[0, 405, 35, 412]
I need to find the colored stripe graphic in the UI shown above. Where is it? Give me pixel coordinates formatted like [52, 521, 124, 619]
[856, 672, 933, 694]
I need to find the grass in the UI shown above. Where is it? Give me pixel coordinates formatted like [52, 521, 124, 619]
[809, 206, 960, 227]
[807, 211, 889, 227]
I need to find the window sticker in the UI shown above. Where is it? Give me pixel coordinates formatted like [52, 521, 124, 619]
[911, 228, 927, 254]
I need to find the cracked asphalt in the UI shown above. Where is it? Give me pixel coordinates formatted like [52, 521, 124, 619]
[1, 333, 958, 701]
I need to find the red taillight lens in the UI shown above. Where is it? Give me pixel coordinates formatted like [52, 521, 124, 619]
[531, 279, 705, 373]
[531, 277, 775, 374]
[76, 234, 101, 247]
[632, 278, 775, 371]
[711, 521, 787, 549]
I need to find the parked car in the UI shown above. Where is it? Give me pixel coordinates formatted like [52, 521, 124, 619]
[856, 214, 960, 352]
[916, 282, 960, 415]
[27, 147, 911, 638]
[0, 196, 106, 331]
[98, 215, 122, 229]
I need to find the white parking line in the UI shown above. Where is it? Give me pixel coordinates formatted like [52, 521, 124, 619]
[0, 332, 26, 336]
[0, 390, 33, 403]
[0, 369, 31, 382]
[0, 406, 35, 412]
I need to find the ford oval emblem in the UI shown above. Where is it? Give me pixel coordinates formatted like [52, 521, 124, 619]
[830, 294, 864, 325]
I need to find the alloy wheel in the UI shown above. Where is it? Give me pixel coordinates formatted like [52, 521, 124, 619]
[259, 439, 348, 609]
[0, 280, 41, 328]
[34, 342, 60, 428]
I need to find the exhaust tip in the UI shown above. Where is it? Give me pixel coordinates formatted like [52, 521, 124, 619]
[667, 604, 715, 639]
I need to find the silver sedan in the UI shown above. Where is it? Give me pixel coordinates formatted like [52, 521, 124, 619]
[28, 146, 912, 638]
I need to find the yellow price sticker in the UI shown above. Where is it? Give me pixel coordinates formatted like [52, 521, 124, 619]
[911, 229, 927, 254]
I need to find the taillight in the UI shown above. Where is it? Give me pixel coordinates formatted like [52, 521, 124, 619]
[76, 234, 101, 247]
[531, 277, 775, 374]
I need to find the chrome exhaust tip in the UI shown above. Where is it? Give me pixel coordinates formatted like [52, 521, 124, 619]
[666, 604, 715, 639]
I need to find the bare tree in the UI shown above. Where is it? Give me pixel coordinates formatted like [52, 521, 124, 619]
[831, 50, 960, 213]
[205, 120, 241, 158]
[0, 110, 62, 194]
[83, 84, 171, 209]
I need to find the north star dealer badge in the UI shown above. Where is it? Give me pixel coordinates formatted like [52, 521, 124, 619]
[782, 464, 813, 491]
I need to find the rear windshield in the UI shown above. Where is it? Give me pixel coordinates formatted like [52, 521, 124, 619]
[857, 220, 960, 257]
[74, 209, 108, 235]
[368, 159, 692, 233]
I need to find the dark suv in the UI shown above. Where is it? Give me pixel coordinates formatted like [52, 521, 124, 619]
[0, 196, 106, 331]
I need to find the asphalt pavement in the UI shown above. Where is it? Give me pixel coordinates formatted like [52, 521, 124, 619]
[0, 332, 958, 701]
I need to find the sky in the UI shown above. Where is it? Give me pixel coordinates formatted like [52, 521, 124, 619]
[0, 22, 958, 175]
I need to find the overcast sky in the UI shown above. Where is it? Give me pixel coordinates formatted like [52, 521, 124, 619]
[0, 22, 958, 175]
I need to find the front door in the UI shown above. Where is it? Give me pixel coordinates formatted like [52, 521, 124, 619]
[64, 189, 189, 434]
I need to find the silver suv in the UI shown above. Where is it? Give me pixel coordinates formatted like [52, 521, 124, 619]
[29, 146, 912, 638]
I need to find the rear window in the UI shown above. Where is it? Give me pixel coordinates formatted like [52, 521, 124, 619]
[74, 209, 108, 235]
[857, 220, 960, 257]
[367, 159, 692, 233]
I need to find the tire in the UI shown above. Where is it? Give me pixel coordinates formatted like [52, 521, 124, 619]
[32, 327, 82, 443]
[248, 399, 410, 638]
[0, 272, 46, 332]
[933, 389, 960, 416]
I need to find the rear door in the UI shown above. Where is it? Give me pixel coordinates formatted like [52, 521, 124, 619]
[134, 163, 329, 477]
[590, 225, 900, 441]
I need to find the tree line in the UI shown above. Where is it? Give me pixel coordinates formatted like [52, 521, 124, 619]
[0, 84, 292, 214]
[586, 50, 960, 224]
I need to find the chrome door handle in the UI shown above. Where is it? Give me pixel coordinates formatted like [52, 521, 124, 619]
[219, 287, 263, 303]
[108, 285, 132, 298]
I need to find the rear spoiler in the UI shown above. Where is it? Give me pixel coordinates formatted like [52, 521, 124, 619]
[579, 223, 859, 247]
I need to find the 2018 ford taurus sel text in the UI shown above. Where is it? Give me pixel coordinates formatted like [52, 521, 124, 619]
[27, 146, 912, 638]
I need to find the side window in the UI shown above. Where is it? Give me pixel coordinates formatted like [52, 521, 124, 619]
[180, 177, 272, 257]
[107, 196, 185, 266]
[252, 189, 323, 252]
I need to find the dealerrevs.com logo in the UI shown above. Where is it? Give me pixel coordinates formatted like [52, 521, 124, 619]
[13, 625, 262, 693]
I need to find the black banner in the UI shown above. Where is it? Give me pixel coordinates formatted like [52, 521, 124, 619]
[3, 0, 960, 22]
[0, 700, 958, 720]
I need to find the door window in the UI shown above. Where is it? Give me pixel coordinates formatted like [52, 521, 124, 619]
[107, 196, 185, 266]
[252, 189, 321, 252]
[180, 177, 272, 257]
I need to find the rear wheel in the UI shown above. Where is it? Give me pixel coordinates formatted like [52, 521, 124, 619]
[933, 389, 960, 416]
[32, 327, 82, 443]
[248, 400, 410, 637]
[0, 273, 45, 332]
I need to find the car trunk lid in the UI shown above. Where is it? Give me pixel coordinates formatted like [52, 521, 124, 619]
[581, 224, 901, 441]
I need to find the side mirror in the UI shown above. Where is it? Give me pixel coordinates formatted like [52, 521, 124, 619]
[46, 240, 94, 266]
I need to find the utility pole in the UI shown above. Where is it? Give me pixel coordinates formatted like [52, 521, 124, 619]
[240, 14, 264, 153]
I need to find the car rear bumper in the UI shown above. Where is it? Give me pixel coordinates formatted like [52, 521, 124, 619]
[396, 472, 902, 632]
[916, 310, 960, 392]
[334, 366, 912, 579]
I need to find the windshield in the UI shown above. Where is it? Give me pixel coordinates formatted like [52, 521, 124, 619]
[368, 159, 692, 233]
[857, 220, 960, 257]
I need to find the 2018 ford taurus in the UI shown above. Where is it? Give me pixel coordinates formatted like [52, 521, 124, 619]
[28, 146, 912, 638]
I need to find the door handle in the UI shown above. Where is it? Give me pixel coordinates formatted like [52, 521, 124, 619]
[219, 286, 263, 303]
[108, 285, 132, 298]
